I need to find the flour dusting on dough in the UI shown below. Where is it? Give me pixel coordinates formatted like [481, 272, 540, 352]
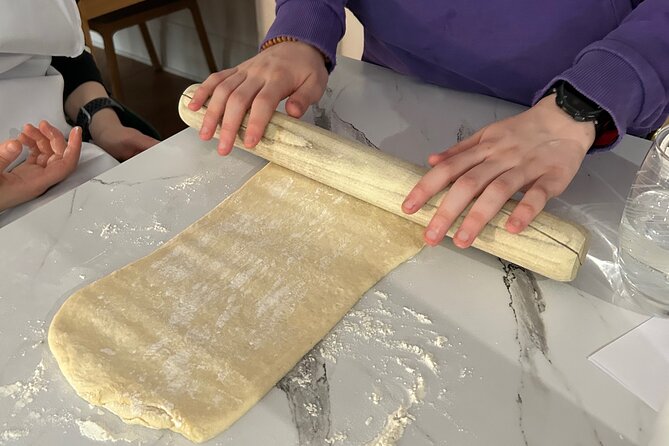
[48, 164, 426, 442]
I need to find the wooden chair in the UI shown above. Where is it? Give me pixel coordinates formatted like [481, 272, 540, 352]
[78, 0, 217, 101]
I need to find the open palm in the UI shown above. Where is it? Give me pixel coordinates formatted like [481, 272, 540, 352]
[0, 121, 81, 212]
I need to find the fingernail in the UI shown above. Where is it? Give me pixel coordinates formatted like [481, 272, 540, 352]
[199, 125, 210, 137]
[402, 199, 415, 211]
[426, 228, 439, 242]
[456, 230, 470, 243]
[509, 218, 521, 228]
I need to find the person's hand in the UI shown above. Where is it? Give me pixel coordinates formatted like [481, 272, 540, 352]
[402, 93, 596, 248]
[187, 41, 328, 155]
[0, 121, 82, 212]
[90, 110, 159, 161]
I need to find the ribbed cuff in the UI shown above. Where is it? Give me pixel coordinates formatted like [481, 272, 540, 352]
[262, 0, 345, 72]
[534, 40, 668, 149]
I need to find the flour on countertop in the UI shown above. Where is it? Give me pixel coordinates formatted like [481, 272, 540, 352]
[313, 287, 475, 445]
[402, 307, 432, 325]
[0, 428, 29, 443]
[167, 174, 206, 192]
[325, 431, 349, 444]
[94, 217, 168, 240]
[0, 360, 45, 410]
[77, 419, 122, 443]
[76, 419, 143, 443]
[318, 289, 447, 376]
[364, 406, 414, 446]
[26, 320, 46, 350]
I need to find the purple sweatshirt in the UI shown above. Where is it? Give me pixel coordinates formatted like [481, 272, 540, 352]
[264, 0, 669, 143]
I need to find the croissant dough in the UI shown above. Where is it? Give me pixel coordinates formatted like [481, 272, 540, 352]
[48, 163, 424, 443]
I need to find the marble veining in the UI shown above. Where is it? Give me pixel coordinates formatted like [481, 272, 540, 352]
[455, 122, 476, 143]
[89, 174, 185, 188]
[312, 87, 380, 150]
[277, 349, 331, 445]
[501, 261, 549, 360]
[501, 261, 548, 446]
[500, 260, 611, 446]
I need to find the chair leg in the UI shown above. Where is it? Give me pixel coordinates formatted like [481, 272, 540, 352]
[102, 32, 125, 102]
[187, 1, 218, 73]
[81, 20, 103, 67]
[81, 20, 94, 52]
[139, 22, 162, 72]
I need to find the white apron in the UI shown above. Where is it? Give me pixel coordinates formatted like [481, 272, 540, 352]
[0, 0, 119, 228]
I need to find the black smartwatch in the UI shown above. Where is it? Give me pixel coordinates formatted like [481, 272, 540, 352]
[75, 97, 124, 142]
[546, 80, 616, 146]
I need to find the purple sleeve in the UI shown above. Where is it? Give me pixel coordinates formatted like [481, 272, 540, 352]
[534, 0, 669, 147]
[262, 0, 347, 72]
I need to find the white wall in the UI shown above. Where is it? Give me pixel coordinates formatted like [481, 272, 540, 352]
[341, 8, 364, 60]
[92, 0, 364, 81]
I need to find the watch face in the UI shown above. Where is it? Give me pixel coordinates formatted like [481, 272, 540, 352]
[557, 82, 601, 122]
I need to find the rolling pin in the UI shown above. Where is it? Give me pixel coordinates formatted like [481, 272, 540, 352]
[178, 84, 588, 282]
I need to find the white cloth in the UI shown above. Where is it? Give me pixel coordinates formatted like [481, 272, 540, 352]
[1, 65, 72, 141]
[0, 0, 83, 56]
[0, 0, 119, 228]
[0, 0, 84, 137]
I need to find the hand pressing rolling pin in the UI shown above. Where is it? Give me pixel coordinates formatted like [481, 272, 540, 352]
[188, 0, 669, 248]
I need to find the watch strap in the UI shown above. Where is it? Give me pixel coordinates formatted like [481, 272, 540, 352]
[547, 81, 617, 147]
[75, 97, 124, 142]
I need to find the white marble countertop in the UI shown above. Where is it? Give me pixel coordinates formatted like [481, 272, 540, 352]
[0, 57, 656, 445]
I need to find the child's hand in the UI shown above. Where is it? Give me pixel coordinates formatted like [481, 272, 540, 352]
[187, 41, 328, 156]
[0, 121, 82, 212]
[402, 94, 595, 248]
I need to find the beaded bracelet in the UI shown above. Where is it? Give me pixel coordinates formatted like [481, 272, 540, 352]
[260, 35, 298, 51]
[260, 35, 331, 67]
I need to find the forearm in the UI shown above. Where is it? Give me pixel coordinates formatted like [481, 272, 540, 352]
[63, 81, 122, 142]
[52, 49, 122, 142]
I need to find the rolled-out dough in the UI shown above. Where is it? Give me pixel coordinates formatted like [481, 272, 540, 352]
[48, 163, 424, 443]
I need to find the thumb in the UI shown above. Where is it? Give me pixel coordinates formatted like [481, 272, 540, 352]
[0, 139, 23, 171]
[285, 77, 323, 118]
[285, 97, 307, 118]
[135, 133, 159, 151]
[64, 127, 83, 167]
